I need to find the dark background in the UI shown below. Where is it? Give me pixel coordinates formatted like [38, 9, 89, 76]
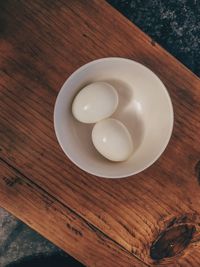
[108, 0, 200, 76]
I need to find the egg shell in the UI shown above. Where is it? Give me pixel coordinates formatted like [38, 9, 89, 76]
[92, 118, 134, 162]
[72, 82, 118, 123]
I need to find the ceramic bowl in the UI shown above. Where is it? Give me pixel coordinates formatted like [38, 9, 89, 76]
[54, 58, 173, 178]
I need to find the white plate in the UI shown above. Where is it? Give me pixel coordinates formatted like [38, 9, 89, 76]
[54, 58, 174, 178]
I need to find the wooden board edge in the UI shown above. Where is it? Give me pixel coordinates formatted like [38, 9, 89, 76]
[0, 158, 149, 267]
[103, 0, 200, 82]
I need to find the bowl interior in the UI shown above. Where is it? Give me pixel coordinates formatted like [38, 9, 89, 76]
[54, 58, 173, 178]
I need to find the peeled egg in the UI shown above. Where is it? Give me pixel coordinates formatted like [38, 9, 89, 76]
[72, 82, 118, 123]
[92, 118, 133, 162]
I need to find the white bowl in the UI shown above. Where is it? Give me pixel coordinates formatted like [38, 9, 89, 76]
[54, 58, 173, 178]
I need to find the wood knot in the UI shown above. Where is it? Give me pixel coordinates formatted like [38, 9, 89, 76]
[150, 224, 195, 260]
[3, 176, 21, 187]
[195, 160, 200, 184]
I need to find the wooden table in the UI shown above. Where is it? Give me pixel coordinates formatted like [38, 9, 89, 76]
[0, 1, 200, 266]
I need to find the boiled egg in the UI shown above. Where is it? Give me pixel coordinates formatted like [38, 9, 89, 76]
[92, 118, 133, 161]
[72, 82, 118, 123]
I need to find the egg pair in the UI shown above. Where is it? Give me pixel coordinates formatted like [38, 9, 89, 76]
[72, 82, 133, 162]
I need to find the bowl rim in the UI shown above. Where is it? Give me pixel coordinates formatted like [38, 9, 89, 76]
[54, 57, 174, 179]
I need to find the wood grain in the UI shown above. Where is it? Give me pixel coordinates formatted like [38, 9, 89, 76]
[0, 0, 200, 266]
[0, 159, 145, 267]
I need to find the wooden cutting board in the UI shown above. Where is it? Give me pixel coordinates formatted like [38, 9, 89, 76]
[0, 0, 200, 266]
